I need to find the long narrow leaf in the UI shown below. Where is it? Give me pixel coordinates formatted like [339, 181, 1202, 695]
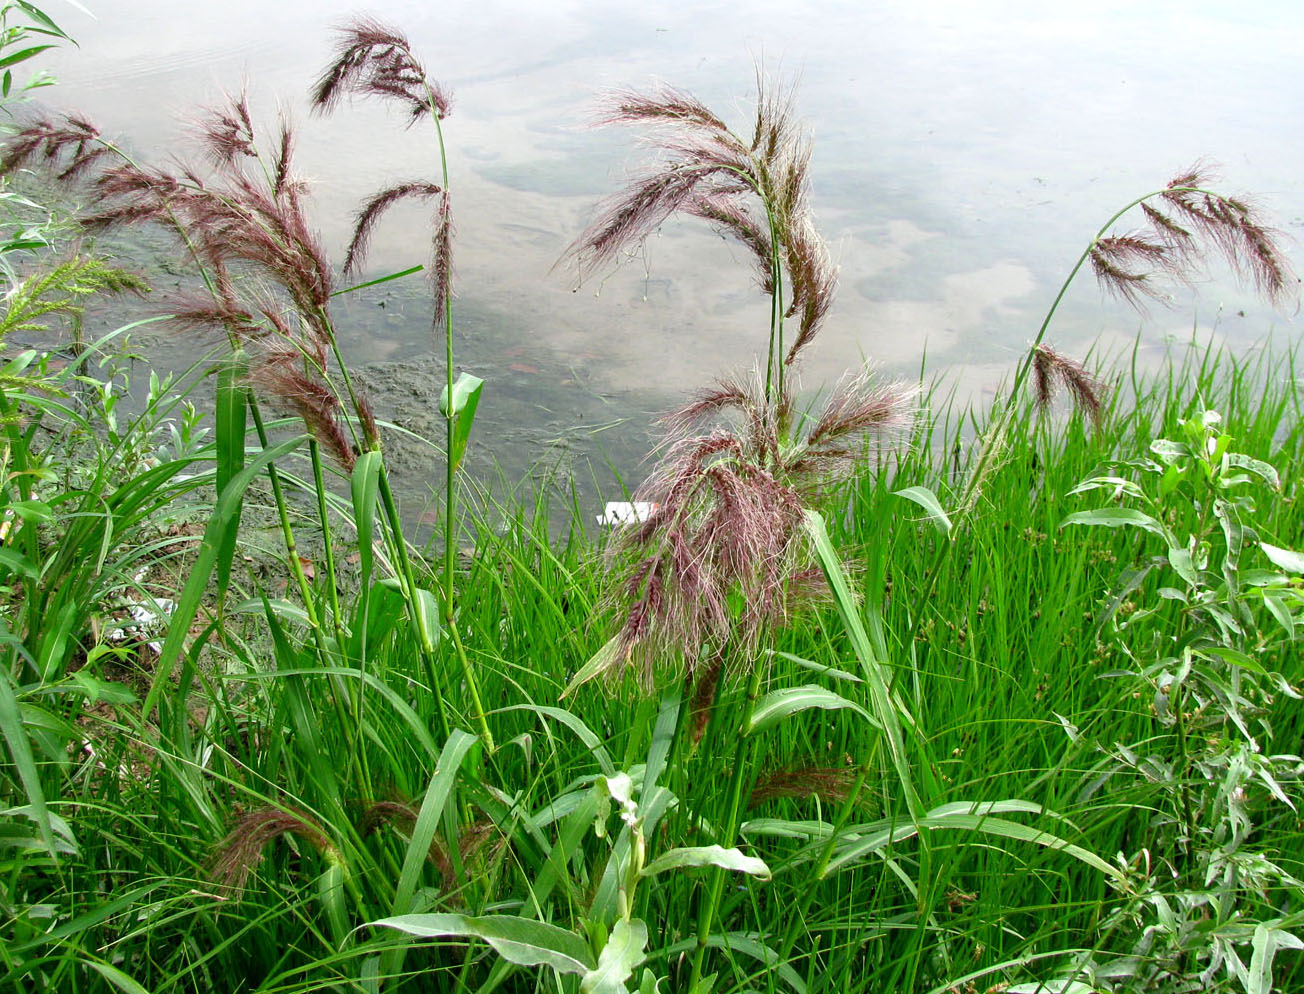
[143, 436, 305, 719]
[746, 684, 874, 736]
[392, 729, 478, 915]
[802, 509, 922, 822]
[363, 913, 595, 976]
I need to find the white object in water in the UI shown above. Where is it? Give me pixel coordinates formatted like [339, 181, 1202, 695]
[597, 501, 658, 527]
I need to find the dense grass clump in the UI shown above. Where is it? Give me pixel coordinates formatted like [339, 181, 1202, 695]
[2, 9, 1302, 994]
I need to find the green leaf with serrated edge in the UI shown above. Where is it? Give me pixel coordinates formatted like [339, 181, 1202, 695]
[892, 485, 952, 535]
[582, 918, 648, 994]
[143, 436, 304, 720]
[746, 685, 874, 736]
[362, 913, 595, 976]
[1261, 542, 1304, 574]
[640, 845, 771, 882]
[439, 372, 484, 473]
[1060, 507, 1168, 541]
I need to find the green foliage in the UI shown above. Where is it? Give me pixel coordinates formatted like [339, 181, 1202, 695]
[0, 13, 1301, 994]
[1045, 408, 1304, 993]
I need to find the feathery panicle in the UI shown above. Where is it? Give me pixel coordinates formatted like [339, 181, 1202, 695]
[571, 75, 837, 361]
[343, 181, 443, 276]
[658, 379, 752, 437]
[689, 190, 774, 291]
[804, 373, 918, 459]
[573, 166, 736, 278]
[606, 369, 913, 685]
[749, 765, 857, 808]
[600, 85, 732, 134]
[312, 17, 450, 123]
[273, 118, 294, 199]
[209, 807, 337, 897]
[1032, 344, 1107, 428]
[431, 193, 453, 322]
[1, 115, 107, 181]
[1, 95, 386, 490]
[1089, 236, 1173, 309]
[1091, 162, 1298, 312]
[197, 92, 257, 167]
[783, 218, 838, 365]
[163, 296, 262, 343]
[251, 349, 357, 470]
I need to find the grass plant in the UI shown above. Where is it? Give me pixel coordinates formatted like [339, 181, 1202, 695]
[0, 12, 1301, 994]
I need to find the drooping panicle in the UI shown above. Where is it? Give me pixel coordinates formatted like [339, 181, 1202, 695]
[0, 115, 109, 181]
[1089, 162, 1297, 313]
[1089, 234, 1173, 309]
[1032, 344, 1106, 428]
[569, 76, 838, 360]
[605, 368, 914, 685]
[250, 346, 357, 471]
[0, 105, 387, 469]
[209, 807, 337, 897]
[343, 181, 444, 276]
[311, 16, 450, 123]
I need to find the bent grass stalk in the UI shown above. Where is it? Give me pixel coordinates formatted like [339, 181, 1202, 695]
[910, 174, 1297, 643]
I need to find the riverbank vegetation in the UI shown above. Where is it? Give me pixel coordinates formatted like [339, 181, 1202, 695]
[2, 7, 1302, 993]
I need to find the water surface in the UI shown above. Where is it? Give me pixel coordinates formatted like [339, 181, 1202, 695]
[31, 0, 1304, 515]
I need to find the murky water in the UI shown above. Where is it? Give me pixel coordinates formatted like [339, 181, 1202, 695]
[27, 0, 1304, 522]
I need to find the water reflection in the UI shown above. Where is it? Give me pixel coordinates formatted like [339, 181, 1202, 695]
[31, 0, 1302, 516]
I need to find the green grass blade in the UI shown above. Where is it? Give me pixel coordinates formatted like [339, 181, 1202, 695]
[142, 435, 304, 719]
[802, 509, 922, 822]
[363, 913, 596, 976]
[0, 670, 56, 857]
[213, 359, 248, 603]
[745, 685, 874, 736]
[391, 729, 478, 915]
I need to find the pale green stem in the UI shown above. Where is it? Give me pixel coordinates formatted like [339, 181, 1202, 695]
[908, 186, 1204, 641]
[424, 87, 494, 752]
